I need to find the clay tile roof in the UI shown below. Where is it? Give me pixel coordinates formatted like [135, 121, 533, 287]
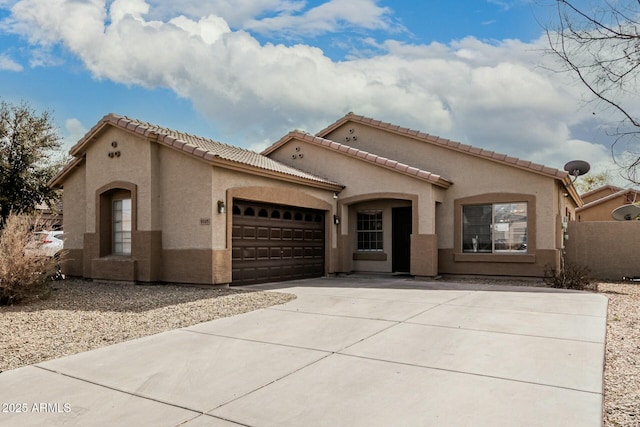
[577, 188, 640, 211]
[271, 131, 452, 188]
[64, 113, 343, 189]
[314, 112, 572, 182]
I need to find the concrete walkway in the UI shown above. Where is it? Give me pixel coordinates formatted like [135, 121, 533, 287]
[0, 276, 608, 426]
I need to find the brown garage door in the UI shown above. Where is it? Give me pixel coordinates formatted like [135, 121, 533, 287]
[231, 200, 325, 286]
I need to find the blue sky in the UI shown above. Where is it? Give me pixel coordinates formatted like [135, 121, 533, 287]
[0, 0, 622, 180]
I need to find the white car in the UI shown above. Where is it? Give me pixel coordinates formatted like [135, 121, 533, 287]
[30, 231, 64, 257]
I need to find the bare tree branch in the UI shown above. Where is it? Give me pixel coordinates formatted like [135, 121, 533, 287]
[545, 0, 640, 184]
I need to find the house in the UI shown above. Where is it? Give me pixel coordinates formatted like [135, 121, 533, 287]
[50, 112, 581, 285]
[576, 185, 640, 221]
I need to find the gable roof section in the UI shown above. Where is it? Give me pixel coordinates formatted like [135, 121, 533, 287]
[304, 112, 581, 204]
[51, 114, 343, 191]
[579, 185, 623, 203]
[576, 188, 639, 212]
[268, 131, 453, 189]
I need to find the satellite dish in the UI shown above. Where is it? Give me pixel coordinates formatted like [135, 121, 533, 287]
[611, 204, 640, 221]
[563, 160, 591, 180]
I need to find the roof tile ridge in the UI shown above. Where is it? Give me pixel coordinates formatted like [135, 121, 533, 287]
[301, 132, 449, 184]
[578, 189, 632, 209]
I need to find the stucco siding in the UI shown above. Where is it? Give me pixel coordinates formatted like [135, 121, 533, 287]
[61, 162, 86, 249]
[158, 146, 214, 249]
[578, 197, 626, 222]
[269, 139, 435, 235]
[84, 127, 154, 233]
[566, 221, 640, 280]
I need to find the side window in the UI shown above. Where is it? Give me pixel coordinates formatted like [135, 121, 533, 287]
[113, 198, 132, 255]
[356, 210, 383, 251]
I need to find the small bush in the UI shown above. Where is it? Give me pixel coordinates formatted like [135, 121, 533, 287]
[543, 262, 596, 291]
[0, 213, 58, 305]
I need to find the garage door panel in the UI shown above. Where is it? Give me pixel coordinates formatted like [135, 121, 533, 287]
[282, 248, 293, 259]
[243, 227, 256, 239]
[257, 227, 269, 239]
[232, 200, 325, 286]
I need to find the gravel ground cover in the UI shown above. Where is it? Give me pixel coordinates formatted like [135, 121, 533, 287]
[599, 282, 640, 427]
[0, 279, 295, 372]
[1, 278, 638, 425]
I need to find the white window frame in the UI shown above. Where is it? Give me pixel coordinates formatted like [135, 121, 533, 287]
[356, 210, 383, 251]
[113, 198, 132, 255]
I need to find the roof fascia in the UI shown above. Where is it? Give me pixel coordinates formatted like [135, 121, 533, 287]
[49, 156, 85, 189]
[282, 132, 452, 189]
[65, 118, 342, 193]
[576, 188, 636, 211]
[206, 156, 344, 191]
[320, 114, 580, 196]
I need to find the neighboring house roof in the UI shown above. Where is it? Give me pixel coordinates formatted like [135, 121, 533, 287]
[267, 131, 453, 189]
[307, 112, 581, 205]
[579, 185, 623, 203]
[50, 114, 344, 191]
[576, 188, 640, 212]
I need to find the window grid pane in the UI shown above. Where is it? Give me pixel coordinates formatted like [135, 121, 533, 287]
[113, 199, 132, 255]
[357, 211, 383, 251]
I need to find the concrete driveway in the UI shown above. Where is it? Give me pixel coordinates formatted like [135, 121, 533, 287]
[0, 276, 607, 426]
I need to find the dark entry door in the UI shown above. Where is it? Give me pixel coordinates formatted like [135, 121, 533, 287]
[392, 206, 412, 273]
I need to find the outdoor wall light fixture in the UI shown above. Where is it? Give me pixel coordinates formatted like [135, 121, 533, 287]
[333, 215, 340, 225]
[217, 200, 225, 214]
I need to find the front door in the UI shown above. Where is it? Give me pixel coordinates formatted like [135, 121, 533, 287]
[392, 206, 412, 273]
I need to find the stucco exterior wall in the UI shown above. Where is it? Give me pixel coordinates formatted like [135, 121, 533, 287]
[158, 146, 213, 249]
[269, 139, 436, 235]
[581, 187, 619, 204]
[84, 127, 156, 233]
[566, 221, 640, 280]
[269, 139, 440, 275]
[323, 122, 563, 252]
[60, 162, 86, 277]
[61, 162, 86, 249]
[577, 197, 626, 222]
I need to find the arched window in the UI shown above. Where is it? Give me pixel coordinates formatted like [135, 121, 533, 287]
[244, 207, 255, 216]
[258, 209, 268, 217]
[233, 205, 241, 215]
[97, 185, 135, 257]
[271, 210, 281, 219]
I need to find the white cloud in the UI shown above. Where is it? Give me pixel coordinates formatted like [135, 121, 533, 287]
[109, 0, 150, 25]
[244, 0, 397, 36]
[0, 0, 620, 173]
[61, 118, 88, 152]
[0, 53, 22, 70]
[145, 0, 303, 28]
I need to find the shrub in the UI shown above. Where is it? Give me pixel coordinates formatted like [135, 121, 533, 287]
[543, 262, 596, 291]
[0, 213, 58, 305]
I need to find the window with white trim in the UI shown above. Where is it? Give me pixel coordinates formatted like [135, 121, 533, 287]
[113, 198, 132, 255]
[462, 202, 527, 253]
[357, 210, 383, 251]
